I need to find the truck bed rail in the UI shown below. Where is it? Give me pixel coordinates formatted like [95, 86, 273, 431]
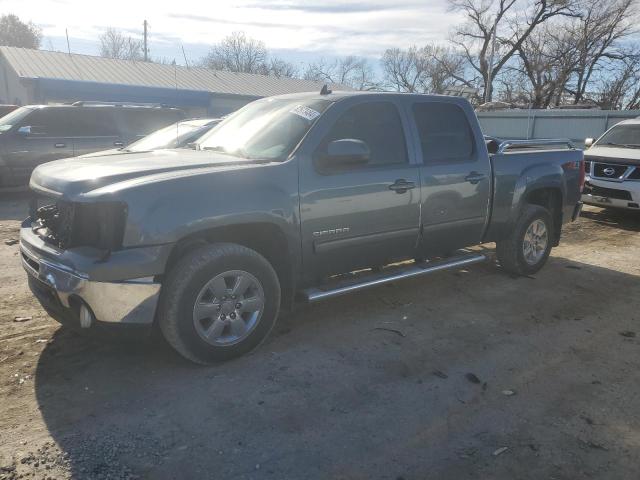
[497, 139, 576, 154]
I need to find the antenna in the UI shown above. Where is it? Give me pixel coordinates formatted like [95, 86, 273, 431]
[320, 84, 332, 95]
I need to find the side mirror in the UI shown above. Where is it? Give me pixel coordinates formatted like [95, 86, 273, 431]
[318, 139, 370, 170]
[17, 125, 31, 135]
[584, 138, 594, 148]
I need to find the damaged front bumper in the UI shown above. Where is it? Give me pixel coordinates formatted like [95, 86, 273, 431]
[20, 219, 169, 327]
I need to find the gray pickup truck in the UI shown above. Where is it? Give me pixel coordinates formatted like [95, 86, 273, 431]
[20, 91, 584, 364]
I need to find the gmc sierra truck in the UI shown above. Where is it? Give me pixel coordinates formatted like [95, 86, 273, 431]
[20, 91, 584, 364]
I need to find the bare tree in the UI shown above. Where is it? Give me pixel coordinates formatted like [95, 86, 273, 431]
[303, 56, 378, 90]
[511, 23, 578, 107]
[562, 0, 637, 105]
[201, 31, 267, 73]
[0, 14, 41, 49]
[381, 45, 467, 94]
[449, 0, 578, 103]
[99, 28, 144, 61]
[264, 57, 298, 78]
[586, 49, 640, 109]
[200, 31, 297, 78]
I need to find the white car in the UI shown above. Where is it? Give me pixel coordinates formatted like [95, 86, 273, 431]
[582, 119, 640, 211]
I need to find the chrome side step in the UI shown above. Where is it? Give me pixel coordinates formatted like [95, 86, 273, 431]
[301, 253, 486, 303]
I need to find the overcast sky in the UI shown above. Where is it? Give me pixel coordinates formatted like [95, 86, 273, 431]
[0, 0, 463, 66]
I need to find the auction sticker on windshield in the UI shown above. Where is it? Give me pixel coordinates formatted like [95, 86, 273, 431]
[290, 105, 321, 121]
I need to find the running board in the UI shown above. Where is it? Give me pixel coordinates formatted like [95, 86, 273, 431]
[301, 253, 486, 303]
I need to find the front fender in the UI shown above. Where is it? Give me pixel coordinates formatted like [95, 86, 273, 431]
[118, 161, 300, 250]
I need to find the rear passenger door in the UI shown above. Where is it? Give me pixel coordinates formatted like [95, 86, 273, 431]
[118, 109, 185, 145]
[409, 100, 491, 256]
[299, 99, 421, 278]
[70, 108, 123, 156]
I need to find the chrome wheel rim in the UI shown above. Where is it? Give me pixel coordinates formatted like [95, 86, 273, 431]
[192, 270, 265, 346]
[523, 219, 548, 265]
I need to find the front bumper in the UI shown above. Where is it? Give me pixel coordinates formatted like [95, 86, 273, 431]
[582, 178, 640, 210]
[20, 221, 167, 326]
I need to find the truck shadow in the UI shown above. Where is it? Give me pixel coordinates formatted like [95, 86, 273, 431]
[31, 255, 640, 479]
[580, 206, 640, 232]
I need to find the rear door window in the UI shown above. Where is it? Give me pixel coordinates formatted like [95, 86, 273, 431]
[68, 108, 119, 137]
[412, 102, 475, 164]
[120, 109, 185, 136]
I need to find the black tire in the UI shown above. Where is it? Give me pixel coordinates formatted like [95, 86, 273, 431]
[158, 243, 280, 364]
[496, 204, 554, 276]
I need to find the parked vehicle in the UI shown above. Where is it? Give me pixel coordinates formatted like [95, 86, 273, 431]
[582, 119, 640, 211]
[81, 118, 221, 157]
[20, 91, 584, 364]
[0, 102, 185, 187]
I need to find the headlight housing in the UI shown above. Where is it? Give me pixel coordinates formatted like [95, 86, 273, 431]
[33, 199, 127, 251]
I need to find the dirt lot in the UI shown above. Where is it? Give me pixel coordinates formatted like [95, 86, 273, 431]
[0, 192, 639, 480]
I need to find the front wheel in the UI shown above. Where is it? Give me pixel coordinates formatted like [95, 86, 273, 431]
[496, 205, 553, 275]
[158, 243, 281, 364]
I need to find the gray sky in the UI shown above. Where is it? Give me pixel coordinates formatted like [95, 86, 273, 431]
[0, 0, 463, 66]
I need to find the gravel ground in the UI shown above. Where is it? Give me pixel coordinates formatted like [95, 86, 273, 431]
[0, 192, 639, 480]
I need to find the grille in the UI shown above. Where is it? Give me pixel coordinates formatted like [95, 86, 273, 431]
[593, 163, 627, 179]
[629, 167, 640, 180]
[583, 182, 632, 200]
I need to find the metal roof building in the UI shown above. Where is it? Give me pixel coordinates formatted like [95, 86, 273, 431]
[0, 46, 335, 116]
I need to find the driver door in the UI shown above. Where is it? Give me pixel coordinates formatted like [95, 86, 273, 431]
[299, 99, 421, 279]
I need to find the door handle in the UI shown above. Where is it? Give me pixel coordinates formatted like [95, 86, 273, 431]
[54, 143, 66, 148]
[465, 172, 486, 184]
[388, 179, 416, 193]
[113, 141, 124, 147]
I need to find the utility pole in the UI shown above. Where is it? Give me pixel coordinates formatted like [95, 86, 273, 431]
[143, 20, 148, 62]
[65, 28, 71, 56]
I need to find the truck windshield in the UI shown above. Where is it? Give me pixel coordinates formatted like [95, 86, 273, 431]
[597, 124, 640, 148]
[197, 98, 331, 160]
[0, 107, 32, 133]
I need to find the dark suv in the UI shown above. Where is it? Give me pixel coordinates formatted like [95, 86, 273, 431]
[0, 103, 185, 187]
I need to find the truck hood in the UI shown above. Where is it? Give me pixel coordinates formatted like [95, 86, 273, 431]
[585, 146, 640, 166]
[30, 149, 268, 197]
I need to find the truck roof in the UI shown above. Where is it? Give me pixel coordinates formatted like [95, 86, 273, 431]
[271, 90, 472, 105]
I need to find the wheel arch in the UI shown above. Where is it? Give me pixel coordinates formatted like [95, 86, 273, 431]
[163, 222, 297, 311]
[522, 186, 563, 246]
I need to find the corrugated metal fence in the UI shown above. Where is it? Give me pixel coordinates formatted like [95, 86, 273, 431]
[477, 109, 639, 146]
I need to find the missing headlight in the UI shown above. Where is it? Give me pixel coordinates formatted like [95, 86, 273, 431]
[33, 199, 127, 250]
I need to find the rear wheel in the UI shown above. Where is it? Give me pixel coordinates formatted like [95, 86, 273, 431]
[496, 205, 553, 275]
[158, 243, 280, 364]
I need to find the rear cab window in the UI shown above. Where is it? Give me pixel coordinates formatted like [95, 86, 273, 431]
[412, 102, 475, 164]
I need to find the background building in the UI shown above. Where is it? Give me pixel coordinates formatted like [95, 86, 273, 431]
[0, 46, 337, 116]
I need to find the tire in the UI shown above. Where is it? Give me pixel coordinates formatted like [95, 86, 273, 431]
[496, 204, 554, 276]
[158, 243, 281, 364]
